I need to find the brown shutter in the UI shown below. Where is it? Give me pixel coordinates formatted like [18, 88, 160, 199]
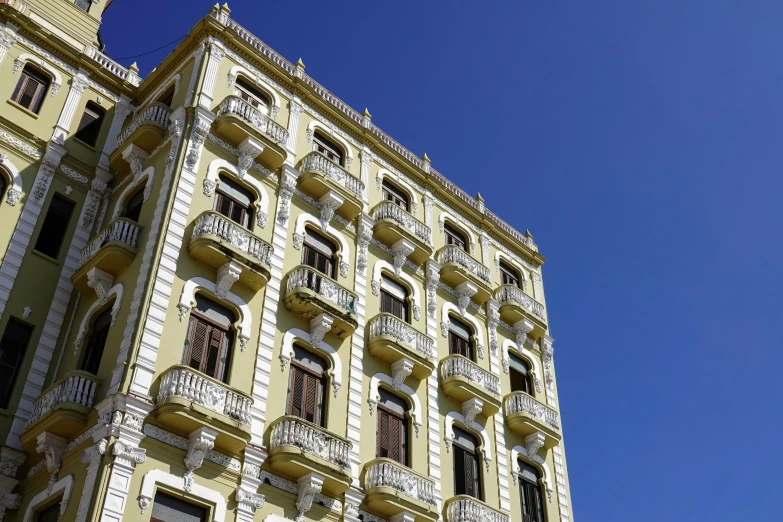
[379, 411, 389, 458]
[464, 451, 476, 497]
[204, 327, 223, 378]
[389, 415, 402, 463]
[289, 366, 305, 418]
[186, 318, 209, 370]
[304, 373, 318, 423]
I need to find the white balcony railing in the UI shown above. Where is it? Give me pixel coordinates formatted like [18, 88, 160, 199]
[86, 46, 141, 86]
[299, 152, 364, 198]
[217, 95, 289, 145]
[192, 211, 273, 267]
[270, 416, 352, 470]
[26, 371, 98, 428]
[157, 366, 252, 426]
[365, 458, 437, 506]
[441, 355, 501, 398]
[445, 496, 510, 522]
[504, 392, 560, 431]
[368, 314, 435, 361]
[437, 246, 491, 284]
[286, 266, 356, 313]
[116, 102, 171, 149]
[494, 285, 546, 320]
[372, 201, 432, 245]
[77, 218, 140, 271]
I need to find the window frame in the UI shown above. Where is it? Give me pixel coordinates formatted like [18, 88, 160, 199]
[122, 187, 145, 223]
[301, 228, 337, 279]
[234, 77, 270, 113]
[499, 261, 521, 288]
[33, 194, 75, 260]
[0, 172, 6, 202]
[0, 318, 34, 409]
[376, 399, 409, 466]
[182, 308, 234, 384]
[312, 131, 345, 166]
[444, 222, 468, 251]
[286, 349, 328, 428]
[11, 65, 51, 114]
[508, 354, 533, 395]
[74, 0, 91, 13]
[381, 179, 410, 211]
[79, 306, 113, 375]
[452, 428, 483, 500]
[518, 461, 545, 522]
[448, 317, 475, 361]
[73, 102, 106, 147]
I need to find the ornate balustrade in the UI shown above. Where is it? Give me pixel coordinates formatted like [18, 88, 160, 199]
[495, 285, 546, 321]
[372, 201, 431, 245]
[76, 218, 140, 271]
[269, 416, 352, 470]
[440, 355, 501, 398]
[505, 392, 560, 431]
[299, 152, 364, 198]
[157, 366, 252, 426]
[286, 265, 356, 313]
[444, 496, 509, 522]
[437, 246, 491, 285]
[368, 314, 435, 361]
[87, 46, 141, 86]
[217, 95, 288, 145]
[116, 102, 171, 149]
[26, 371, 98, 429]
[192, 211, 272, 266]
[364, 458, 437, 506]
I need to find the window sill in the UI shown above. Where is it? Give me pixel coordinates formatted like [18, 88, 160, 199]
[72, 137, 98, 151]
[6, 99, 40, 119]
[31, 249, 62, 265]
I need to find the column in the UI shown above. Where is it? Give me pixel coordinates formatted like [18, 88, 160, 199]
[197, 39, 225, 110]
[488, 299, 511, 513]
[52, 70, 91, 145]
[359, 148, 373, 209]
[285, 97, 304, 163]
[425, 259, 443, 512]
[0, 24, 18, 65]
[99, 96, 132, 171]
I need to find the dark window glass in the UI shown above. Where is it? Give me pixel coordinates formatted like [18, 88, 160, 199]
[302, 229, 336, 278]
[312, 131, 344, 165]
[74, 0, 91, 13]
[11, 65, 50, 114]
[0, 319, 33, 409]
[34, 195, 75, 259]
[214, 176, 254, 228]
[122, 188, 144, 223]
[74, 102, 105, 146]
[157, 87, 175, 108]
[287, 345, 327, 427]
[377, 389, 409, 465]
[80, 307, 112, 375]
[380, 275, 408, 321]
[234, 78, 270, 110]
[381, 180, 409, 210]
[448, 317, 474, 360]
[182, 296, 235, 383]
[150, 492, 207, 522]
[36, 501, 61, 522]
[499, 262, 520, 288]
[444, 223, 467, 251]
[453, 427, 482, 500]
[509, 354, 532, 395]
[519, 461, 544, 522]
[0, 174, 6, 201]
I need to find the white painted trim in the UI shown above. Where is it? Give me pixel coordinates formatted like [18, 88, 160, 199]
[205, 158, 269, 218]
[438, 211, 477, 251]
[22, 474, 74, 522]
[15, 53, 63, 87]
[306, 120, 354, 164]
[228, 66, 281, 110]
[293, 213, 351, 261]
[0, 155, 22, 201]
[441, 302, 487, 347]
[139, 469, 227, 522]
[371, 260, 421, 309]
[368, 373, 422, 429]
[73, 284, 124, 351]
[179, 277, 252, 344]
[111, 166, 155, 219]
[280, 328, 343, 393]
[444, 411, 492, 465]
[510, 445, 553, 493]
[375, 168, 418, 205]
[500, 339, 542, 379]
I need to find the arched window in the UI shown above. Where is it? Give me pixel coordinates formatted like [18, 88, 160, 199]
[214, 175, 254, 228]
[302, 228, 336, 278]
[376, 388, 409, 465]
[80, 306, 113, 375]
[518, 461, 545, 522]
[182, 295, 235, 383]
[74, 102, 105, 147]
[444, 222, 468, 251]
[509, 354, 533, 395]
[122, 187, 145, 222]
[234, 78, 270, 114]
[453, 427, 482, 500]
[157, 85, 175, 108]
[0, 172, 6, 202]
[74, 0, 91, 13]
[312, 131, 344, 166]
[499, 261, 521, 288]
[380, 274, 409, 322]
[448, 316, 475, 361]
[381, 180, 409, 210]
[286, 344, 328, 427]
[11, 65, 51, 114]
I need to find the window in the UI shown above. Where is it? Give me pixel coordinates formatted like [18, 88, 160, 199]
[74, 102, 105, 147]
[150, 492, 207, 522]
[35, 501, 62, 522]
[80, 307, 112, 375]
[182, 295, 235, 383]
[122, 188, 144, 223]
[157, 86, 175, 108]
[380, 275, 408, 321]
[0, 319, 33, 409]
[448, 317, 474, 361]
[518, 461, 545, 522]
[509, 354, 533, 395]
[286, 345, 328, 427]
[234, 78, 270, 113]
[11, 65, 50, 114]
[312, 131, 344, 165]
[377, 389, 409, 465]
[453, 427, 482, 500]
[34, 194, 75, 259]
[302, 229, 336, 278]
[444, 223, 468, 251]
[214, 176, 254, 228]
[499, 262, 520, 288]
[74, 0, 91, 13]
[0, 173, 6, 202]
[381, 180, 409, 210]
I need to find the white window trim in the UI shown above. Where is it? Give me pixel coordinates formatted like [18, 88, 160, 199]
[138, 469, 227, 522]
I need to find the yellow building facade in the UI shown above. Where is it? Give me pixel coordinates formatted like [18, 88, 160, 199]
[0, 2, 574, 522]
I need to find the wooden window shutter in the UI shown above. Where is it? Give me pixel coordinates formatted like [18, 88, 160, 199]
[204, 327, 223, 378]
[378, 410, 390, 458]
[288, 366, 305, 418]
[464, 450, 476, 498]
[185, 317, 209, 370]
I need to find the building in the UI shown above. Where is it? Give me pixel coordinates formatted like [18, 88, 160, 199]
[0, 2, 574, 522]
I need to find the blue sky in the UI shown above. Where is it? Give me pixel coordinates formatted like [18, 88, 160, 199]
[102, 1, 783, 520]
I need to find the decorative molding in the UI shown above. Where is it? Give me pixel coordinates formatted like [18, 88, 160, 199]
[462, 398, 483, 427]
[295, 473, 324, 522]
[390, 358, 413, 391]
[35, 432, 66, 493]
[309, 313, 333, 347]
[215, 261, 242, 300]
[183, 427, 218, 492]
[143, 424, 241, 471]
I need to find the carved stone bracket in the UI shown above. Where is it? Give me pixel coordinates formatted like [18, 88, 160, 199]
[513, 318, 535, 349]
[391, 239, 415, 277]
[81, 439, 107, 467]
[343, 488, 365, 522]
[391, 358, 414, 391]
[440, 317, 450, 338]
[292, 232, 303, 250]
[120, 144, 149, 185]
[541, 335, 555, 389]
[486, 299, 500, 356]
[33, 143, 66, 201]
[356, 214, 374, 273]
[86, 267, 114, 305]
[36, 432, 66, 493]
[295, 473, 324, 522]
[426, 260, 441, 319]
[318, 191, 344, 230]
[461, 398, 483, 428]
[112, 441, 146, 465]
[525, 431, 546, 459]
[309, 313, 334, 346]
[455, 281, 478, 318]
[390, 511, 416, 522]
[276, 167, 298, 225]
[184, 110, 215, 171]
[183, 427, 218, 492]
[236, 137, 264, 180]
[215, 261, 242, 299]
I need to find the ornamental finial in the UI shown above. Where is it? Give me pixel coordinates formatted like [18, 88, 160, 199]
[129, 62, 139, 73]
[296, 58, 306, 70]
[422, 152, 431, 164]
[221, 2, 231, 14]
[363, 107, 372, 119]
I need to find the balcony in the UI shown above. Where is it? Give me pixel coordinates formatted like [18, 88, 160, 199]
[371, 202, 433, 264]
[109, 103, 170, 172]
[362, 458, 438, 522]
[213, 95, 288, 170]
[283, 265, 358, 338]
[494, 285, 547, 333]
[436, 246, 492, 303]
[297, 152, 364, 220]
[188, 211, 273, 291]
[444, 496, 509, 522]
[267, 416, 352, 495]
[367, 314, 436, 379]
[72, 218, 140, 292]
[439, 355, 501, 416]
[155, 366, 253, 454]
[20, 371, 99, 450]
[503, 392, 561, 449]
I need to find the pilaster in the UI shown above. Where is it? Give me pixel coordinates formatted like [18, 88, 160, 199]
[235, 446, 265, 522]
[285, 97, 304, 163]
[198, 39, 226, 109]
[52, 70, 91, 145]
[425, 258, 443, 513]
[0, 24, 18, 65]
[100, 97, 132, 170]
